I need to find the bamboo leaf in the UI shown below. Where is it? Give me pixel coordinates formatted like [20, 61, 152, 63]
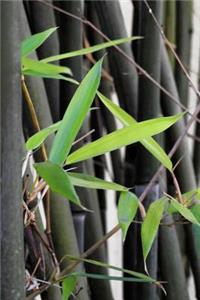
[68, 172, 127, 191]
[70, 272, 153, 283]
[22, 57, 72, 76]
[117, 191, 139, 241]
[62, 276, 77, 300]
[98, 92, 173, 171]
[34, 161, 81, 207]
[41, 36, 142, 63]
[26, 121, 61, 151]
[49, 58, 103, 165]
[167, 188, 200, 214]
[21, 27, 57, 57]
[191, 204, 200, 223]
[141, 199, 166, 262]
[66, 114, 183, 165]
[170, 198, 200, 225]
[23, 71, 78, 84]
[66, 256, 155, 282]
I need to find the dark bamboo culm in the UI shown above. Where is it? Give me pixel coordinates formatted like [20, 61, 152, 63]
[161, 44, 199, 300]
[94, 3, 139, 299]
[175, 0, 192, 108]
[86, 2, 122, 232]
[1, 2, 25, 300]
[133, 2, 161, 300]
[25, 0, 60, 122]
[55, 2, 114, 300]
[21, 3, 90, 300]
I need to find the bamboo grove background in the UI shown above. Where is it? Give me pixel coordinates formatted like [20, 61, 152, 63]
[1, 1, 200, 300]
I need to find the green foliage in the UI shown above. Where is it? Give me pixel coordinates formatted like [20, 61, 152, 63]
[66, 256, 156, 282]
[49, 58, 103, 165]
[22, 57, 72, 76]
[34, 161, 81, 207]
[68, 172, 127, 191]
[41, 36, 142, 63]
[21, 27, 58, 57]
[23, 28, 198, 283]
[141, 198, 166, 262]
[26, 120, 61, 151]
[170, 198, 200, 226]
[66, 114, 183, 165]
[62, 276, 77, 300]
[117, 191, 139, 241]
[97, 92, 173, 171]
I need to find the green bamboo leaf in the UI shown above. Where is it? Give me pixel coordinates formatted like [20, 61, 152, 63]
[23, 70, 78, 83]
[70, 272, 152, 283]
[62, 276, 77, 300]
[21, 27, 58, 57]
[170, 198, 200, 226]
[191, 204, 200, 223]
[167, 188, 200, 214]
[22, 57, 72, 76]
[26, 121, 61, 151]
[97, 92, 173, 171]
[41, 36, 142, 63]
[117, 191, 139, 241]
[49, 58, 103, 165]
[34, 161, 82, 207]
[68, 172, 127, 191]
[141, 199, 166, 262]
[66, 256, 155, 282]
[66, 114, 183, 165]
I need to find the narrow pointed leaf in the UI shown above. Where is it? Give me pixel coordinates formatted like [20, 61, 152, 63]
[170, 198, 200, 225]
[23, 71, 78, 83]
[34, 161, 81, 207]
[66, 114, 183, 165]
[66, 256, 155, 282]
[68, 172, 127, 191]
[26, 121, 61, 151]
[167, 188, 200, 214]
[141, 199, 166, 261]
[41, 36, 142, 63]
[70, 272, 153, 283]
[21, 27, 58, 57]
[191, 204, 200, 223]
[22, 57, 72, 76]
[98, 92, 172, 171]
[49, 58, 103, 165]
[118, 191, 139, 241]
[62, 276, 77, 300]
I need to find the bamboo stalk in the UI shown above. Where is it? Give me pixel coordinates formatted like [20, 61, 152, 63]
[20, 6, 90, 299]
[94, 2, 139, 299]
[159, 215, 190, 300]
[56, 3, 114, 300]
[175, 0, 193, 108]
[164, 0, 176, 68]
[135, 2, 162, 299]
[25, 0, 60, 122]
[161, 43, 200, 298]
[193, 55, 200, 186]
[1, 2, 25, 299]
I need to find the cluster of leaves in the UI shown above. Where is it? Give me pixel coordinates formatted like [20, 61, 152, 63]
[22, 28, 200, 299]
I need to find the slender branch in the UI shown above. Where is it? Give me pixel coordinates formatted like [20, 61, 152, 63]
[21, 77, 47, 160]
[21, 77, 56, 270]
